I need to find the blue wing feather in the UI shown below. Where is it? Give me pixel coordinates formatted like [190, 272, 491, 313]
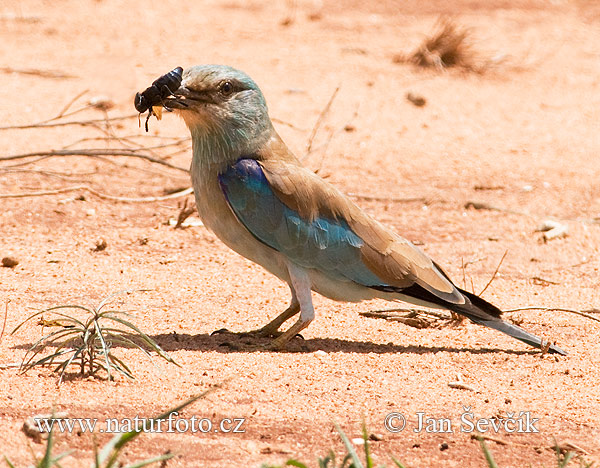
[218, 159, 386, 286]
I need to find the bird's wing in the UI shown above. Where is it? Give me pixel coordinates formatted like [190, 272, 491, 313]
[218, 158, 466, 307]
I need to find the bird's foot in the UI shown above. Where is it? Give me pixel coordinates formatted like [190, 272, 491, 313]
[210, 327, 285, 338]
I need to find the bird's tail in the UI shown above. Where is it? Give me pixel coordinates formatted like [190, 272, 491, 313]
[451, 288, 567, 355]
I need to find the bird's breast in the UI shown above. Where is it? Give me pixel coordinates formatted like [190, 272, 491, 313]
[190, 156, 290, 282]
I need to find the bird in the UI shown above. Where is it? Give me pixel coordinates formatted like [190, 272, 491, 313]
[156, 64, 565, 355]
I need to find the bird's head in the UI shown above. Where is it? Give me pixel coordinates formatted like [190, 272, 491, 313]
[166, 65, 273, 165]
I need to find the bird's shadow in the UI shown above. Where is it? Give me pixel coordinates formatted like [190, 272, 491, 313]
[9, 329, 535, 356]
[148, 331, 534, 355]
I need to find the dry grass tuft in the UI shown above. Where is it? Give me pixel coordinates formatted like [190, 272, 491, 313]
[395, 18, 482, 73]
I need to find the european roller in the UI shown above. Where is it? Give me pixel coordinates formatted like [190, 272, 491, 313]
[153, 64, 565, 355]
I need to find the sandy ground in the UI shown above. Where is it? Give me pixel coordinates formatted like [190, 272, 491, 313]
[1, 0, 600, 466]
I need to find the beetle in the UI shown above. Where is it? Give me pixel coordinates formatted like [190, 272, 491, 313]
[135, 66, 183, 131]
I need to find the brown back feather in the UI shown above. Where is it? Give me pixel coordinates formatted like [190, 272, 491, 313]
[257, 132, 463, 302]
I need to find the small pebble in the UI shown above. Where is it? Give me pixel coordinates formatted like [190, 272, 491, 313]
[2, 257, 18, 268]
[93, 239, 107, 252]
[88, 95, 114, 110]
[406, 92, 426, 107]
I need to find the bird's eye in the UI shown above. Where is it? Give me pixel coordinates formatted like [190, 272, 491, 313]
[219, 81, 234, 96]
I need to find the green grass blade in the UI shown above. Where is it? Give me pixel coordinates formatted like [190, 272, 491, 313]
[102, 315, 176, 365]
[95, 289, 151, 313]
[93, 318, 112, 382]
[22, 348, 74, 372]
[50, 451, 74, 465]
[4, 456, 17, 468]
[477, 437, 499, 468]
[11, 306, 90, 334]
[21, 327, 83, 363]
[558, 450, 573, 468]
[39, 416, 55, 468]
[106, 354, 135, 379]
[334, 423, 364, 468]
[102, 334, 152, 356]
[98, 386, 221, 468]
[391, 456, 408, 468]
[56, 346, 86, 384]
[361, 422, 372, 468]
[285, 461, 309, 468]
[120, 452, 175, 468]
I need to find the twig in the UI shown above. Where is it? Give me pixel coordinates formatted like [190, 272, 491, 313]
[56, 90, 89, 119]
[271, 117, 306, 131]
[0, 167, 97, 182]
[448, 373, 476, 392]
[0, 114, 137, 131]
[478, 250, 508, 296]
[362, 308, 451, 320]
[174, 199, 197, 228]
[62, 134, 188, 149]
[313, 128, 335, 175]
[0, 66, 76, 79]
[0, 300, 9, 344]
[503, 307, 600, 323]
[465, 201, 531, 218]
[0, 149, 189, 172]
[465, 200, 600, 226]
[471, 434, 509, 446]
[0, 363, 21, 369]
[348, 193, 429, 204]
[304, 86, 340, 157]
[0, 185, 193, 202]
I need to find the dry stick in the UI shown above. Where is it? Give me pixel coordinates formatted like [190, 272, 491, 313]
[478, 250, 508, 296]
[503, 307, 600, 323]
[363, 308, 451, 320]
[465, 201, 531, 218]
[0, 185, 193, 202]
[56, 90, 89, 119]
[61, 137, 190, 152]
[303, 86, 340, 159]
[271, 117, 306, 131]
[0, 114, 137, 131]
[1, 88, 89, 129]
[0, 168, 95, 183]
[1, 155, 54, 168]
[0, 66, 76, 79]
[466, 200, 600, 226]
[0, 300, 9, 344]
[174, 199, 197, 229]
[313, 128, 335, 175]
[0, 363, 21, 369]
[0, 149, 189, 172]
[348, 193, 429, 204]
[62, 134, 187, 149]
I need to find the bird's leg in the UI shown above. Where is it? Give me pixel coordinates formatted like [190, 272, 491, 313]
[253, 292, 300, 337]
[211, 287, 299, 338]
[266, 262, 314, 350]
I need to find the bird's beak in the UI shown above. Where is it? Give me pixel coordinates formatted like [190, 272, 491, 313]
[165, 85, 212, 110]
[163, 86, 190, 110]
